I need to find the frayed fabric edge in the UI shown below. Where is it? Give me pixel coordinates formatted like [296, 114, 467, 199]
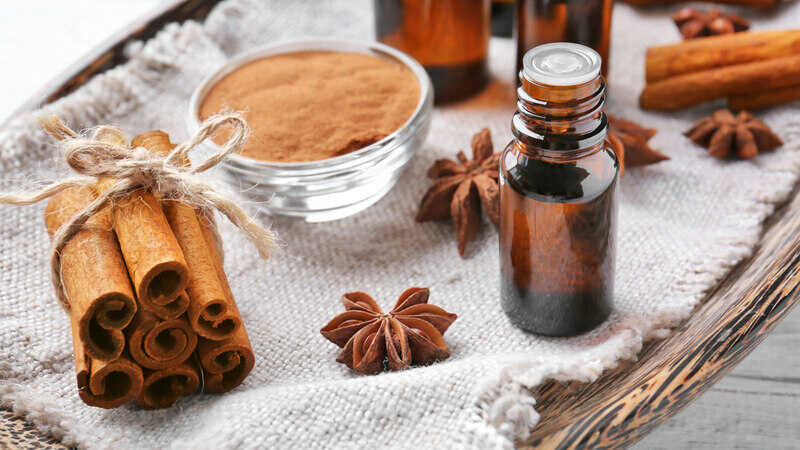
[0, 382, 114, 449]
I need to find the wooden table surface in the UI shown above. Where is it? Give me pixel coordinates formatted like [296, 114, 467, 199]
[0, 1, 797, 448]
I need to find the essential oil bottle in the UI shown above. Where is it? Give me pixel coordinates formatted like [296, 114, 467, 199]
[499, 43, 618, 336]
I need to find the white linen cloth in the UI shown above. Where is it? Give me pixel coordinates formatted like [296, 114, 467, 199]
[1, 1, 799, 448]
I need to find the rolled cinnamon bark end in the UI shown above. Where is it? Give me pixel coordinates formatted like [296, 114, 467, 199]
[640, 55, 800, 110]
[729, 84, 800, 110]
[137, 361, 200, 409]
[80, 356, 144, 409]
[45, 186, 137, 360]
[646, 30, 800, 83]
[198, 327, 255, 394]
[145, 290, 190, 320]
[72, 315, 143, 408]
[127, 311, 198, 370]
[135, 130, 243, 341]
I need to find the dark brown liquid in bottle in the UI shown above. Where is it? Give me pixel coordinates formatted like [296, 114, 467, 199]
[499, 145, 617, 336]
[375, 0, 491, 104]
[516, 0, 613, 77]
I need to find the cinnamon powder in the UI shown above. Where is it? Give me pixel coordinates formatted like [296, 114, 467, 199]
[199, 51, 420, 163]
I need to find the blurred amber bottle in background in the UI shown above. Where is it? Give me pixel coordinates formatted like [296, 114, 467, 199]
[375, 0, 491, 104]
[515, 0, 613, 77]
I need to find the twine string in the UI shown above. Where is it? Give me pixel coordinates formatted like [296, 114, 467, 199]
[0, 112, 276, 309]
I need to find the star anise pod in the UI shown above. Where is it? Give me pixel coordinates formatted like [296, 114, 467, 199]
[685, 109, 783, 159]
[608, 114, 669, 173]
[320, 288, 457, 375]
[417, 128, 500, 257]
[672, 8, 749, 39]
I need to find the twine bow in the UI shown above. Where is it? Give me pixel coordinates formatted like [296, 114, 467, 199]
[0, 112, 277, 308]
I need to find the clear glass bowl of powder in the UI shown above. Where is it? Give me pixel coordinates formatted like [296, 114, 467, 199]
[187, 39, 433, 222]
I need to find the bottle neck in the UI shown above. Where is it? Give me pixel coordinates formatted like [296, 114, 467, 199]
[512, 76, 608, 160]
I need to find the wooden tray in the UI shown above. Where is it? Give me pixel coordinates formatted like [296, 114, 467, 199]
[2, 1, 798, 448]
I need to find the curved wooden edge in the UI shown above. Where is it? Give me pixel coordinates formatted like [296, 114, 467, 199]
[523, 183, 800, 449]
[0, 0, 225, 129]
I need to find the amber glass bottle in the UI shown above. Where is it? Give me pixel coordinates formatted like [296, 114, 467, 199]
[516, 0, 613, 77]
[375, 0, 491, 104]
[499, 43, 618, 336]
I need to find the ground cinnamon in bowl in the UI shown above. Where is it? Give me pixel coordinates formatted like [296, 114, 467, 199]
[199, 50, 421, 163]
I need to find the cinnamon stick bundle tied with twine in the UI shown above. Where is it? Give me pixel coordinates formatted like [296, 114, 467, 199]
[0, 113, 273, 409]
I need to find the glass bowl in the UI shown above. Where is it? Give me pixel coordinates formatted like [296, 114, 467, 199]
[186, 39, 433, 222]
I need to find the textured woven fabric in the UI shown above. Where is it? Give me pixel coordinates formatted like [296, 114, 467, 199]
[1, 1, 799, 448]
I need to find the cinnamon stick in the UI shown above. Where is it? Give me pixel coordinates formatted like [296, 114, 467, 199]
[71, 315, 143, 408]
[729, 84, 800, 110]
[44, 186, 136, 361]
[197, 327, 255, 393]
[623, 0, 778, 9]
[137, 360, 200, 409]
[127, 311, 198, 370]
[93, 129, 190, 320]
[640, 55, 800, 110]
[197, 192, 255, 393]
[133, 131, 243, 341]
[646, 30, 800, 83]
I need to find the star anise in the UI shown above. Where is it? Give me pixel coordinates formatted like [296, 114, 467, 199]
[672, 8, 750, 40]
[320, 288, 457, 375]
[608, 114, 669, 173]
[685, 109, 783, 159]
[417, 128, 500, 257]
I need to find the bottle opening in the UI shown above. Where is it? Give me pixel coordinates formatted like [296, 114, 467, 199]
[522, 43, 601, 87]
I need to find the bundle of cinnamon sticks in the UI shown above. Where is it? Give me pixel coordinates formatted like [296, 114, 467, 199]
[640, 30, 800, 111]
[45, 128, 254, 409]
